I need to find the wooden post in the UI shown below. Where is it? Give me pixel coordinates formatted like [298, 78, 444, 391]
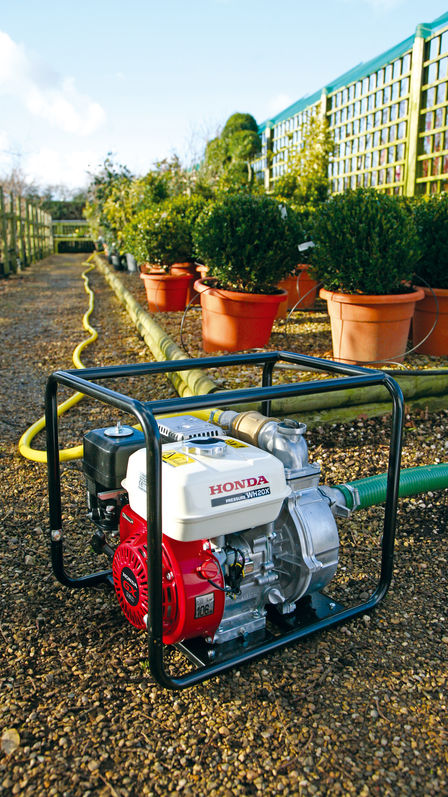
[0, 187, 9, 276]
[405, 24, 431, 196]
[18, 195, 27, 267]
[26, 200, 32, 265]
[31, 203, 37, 261]
[264, 125, 272, 192]
[9, 192, 18, 273]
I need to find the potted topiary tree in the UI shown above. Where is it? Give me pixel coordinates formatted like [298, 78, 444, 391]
[165, 195, 207, 304]
[312, 188, 424, 365]
[192, 193, 300, 351]
[412, 194, 448, 355]
[122, 205, 192, 312]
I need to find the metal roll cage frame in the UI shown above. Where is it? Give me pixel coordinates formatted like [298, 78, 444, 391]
[46, 350, 404, 690]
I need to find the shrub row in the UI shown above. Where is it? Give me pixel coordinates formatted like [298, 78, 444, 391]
[110, 188, 448, 295]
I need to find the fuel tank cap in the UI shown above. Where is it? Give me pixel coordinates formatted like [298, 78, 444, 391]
[183, 437, 227, 458]
[103, 422, 134, 438]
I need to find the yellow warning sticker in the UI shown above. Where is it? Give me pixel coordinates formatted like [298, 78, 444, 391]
[162, 451, 195, 467]
[225, 439, 248, 448]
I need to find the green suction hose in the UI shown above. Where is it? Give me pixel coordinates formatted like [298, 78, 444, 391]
[336, 463, 448, 510]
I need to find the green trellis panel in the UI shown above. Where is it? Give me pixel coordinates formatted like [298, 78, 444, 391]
[52, 220, 93, 253]
[252, 12, 448, 198]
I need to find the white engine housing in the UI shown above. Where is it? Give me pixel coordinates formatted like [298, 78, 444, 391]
[123, 436, 291, 541]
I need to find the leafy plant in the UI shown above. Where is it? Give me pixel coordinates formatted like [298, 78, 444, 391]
[84, 156, 134, 245]
[413, 193, 448, 289]
[273, 115, 334, 209]
[193, 193, 303, 293]
[311, 188, 420, 295]
[200, 113, 262, 194]
[122, 205, 191, 267]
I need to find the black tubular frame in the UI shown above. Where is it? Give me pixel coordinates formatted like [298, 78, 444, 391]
[45, 350, 404, 690]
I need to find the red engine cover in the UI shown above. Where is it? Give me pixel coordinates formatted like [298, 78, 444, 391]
[113, 505, 225, 645]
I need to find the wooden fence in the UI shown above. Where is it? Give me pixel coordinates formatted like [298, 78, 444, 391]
[0, 187, 53, 277]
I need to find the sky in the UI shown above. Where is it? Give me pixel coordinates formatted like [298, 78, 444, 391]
[1, 0, 448, 193]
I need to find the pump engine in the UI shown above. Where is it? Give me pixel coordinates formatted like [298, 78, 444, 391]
[82, 411, 340, 647]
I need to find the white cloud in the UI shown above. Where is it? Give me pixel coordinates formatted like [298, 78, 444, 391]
[24, 147, 99, 189]
[0, 30, 106, 135]
[267, 93, 293, 117]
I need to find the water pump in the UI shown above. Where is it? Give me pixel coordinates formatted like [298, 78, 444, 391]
[45, 351, 404, 689]
[83, 412, 340, 647]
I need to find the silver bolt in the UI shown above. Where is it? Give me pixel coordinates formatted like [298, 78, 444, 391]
[51, 529, 62, 542]
[329, 602, 336, 610]
[165, 571, 173, 581]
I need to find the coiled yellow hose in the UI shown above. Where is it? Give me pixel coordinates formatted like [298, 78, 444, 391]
[19, 255, 221, 464]
[18, 255, 97, 463]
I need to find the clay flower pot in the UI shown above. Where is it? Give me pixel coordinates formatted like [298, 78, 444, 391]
[320, 287, 425, 365]
[412, 286, 448, 356]
[276, 264, 319, 319]
[170, 262, 201, 306]
[140, 266, 191, 312]
[194, 279, 287, 353]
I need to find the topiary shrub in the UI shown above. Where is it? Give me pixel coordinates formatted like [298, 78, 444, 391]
[193, 193, 303, 293]
[413, 193, 448, 289]
[311, 188, 420, 295]
[122, 205, 191, 268]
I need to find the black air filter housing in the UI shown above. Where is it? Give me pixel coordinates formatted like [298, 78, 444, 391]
[83, 425, 145, 490]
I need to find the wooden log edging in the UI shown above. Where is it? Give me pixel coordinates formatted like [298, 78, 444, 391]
[94, 256, 218, 398]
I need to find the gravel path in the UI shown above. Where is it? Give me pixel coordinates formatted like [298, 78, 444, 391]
[0, 255, 447, 796]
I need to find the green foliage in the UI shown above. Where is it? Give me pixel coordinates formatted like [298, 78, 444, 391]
[40, 192, 87, 220]
[122, 195, 204, 266]
[200, 112, 261, 193]
[222, 113, 259, 139]
[84, 154, 197, 249]
[84, 156, 134, 245]
[311, 188, 420, 295]
[193, 193, 304, 293]
[413, 193, 448, 289]
[273, 115, 334, 209]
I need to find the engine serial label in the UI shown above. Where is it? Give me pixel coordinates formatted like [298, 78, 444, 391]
[195, 592, 215, 619]
[211, 486, 271, 507]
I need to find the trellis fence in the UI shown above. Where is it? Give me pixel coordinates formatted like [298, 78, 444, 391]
[253, 11, 448, 197]
[52, 220, 94, 254]
[0, 187, 53, 277]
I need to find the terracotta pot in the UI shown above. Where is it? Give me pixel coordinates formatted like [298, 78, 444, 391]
[320, 287, 425, 365]
[276, 265, 319, 318]
[140, 270, 191, 312]
[194, 279, 287, 352]
[412, 286, 448, 356]
[170, 262, 201, 305]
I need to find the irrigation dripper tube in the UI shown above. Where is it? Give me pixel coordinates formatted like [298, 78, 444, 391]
[45, 351, 406, 690]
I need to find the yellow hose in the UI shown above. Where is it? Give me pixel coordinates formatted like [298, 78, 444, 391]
[18, 255, 97, 463]
[19, 254, 222, 464]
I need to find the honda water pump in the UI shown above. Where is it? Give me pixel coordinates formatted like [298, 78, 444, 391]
[84, 411, 339, 646]
[46, 352, 403, 689]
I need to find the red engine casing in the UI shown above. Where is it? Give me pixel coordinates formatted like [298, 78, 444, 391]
[113, 505, 225, 645]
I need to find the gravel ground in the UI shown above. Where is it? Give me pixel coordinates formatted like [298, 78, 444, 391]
[0, 254, 447, 796]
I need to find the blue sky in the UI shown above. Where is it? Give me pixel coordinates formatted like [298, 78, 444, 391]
[1, 0, 448, 191]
